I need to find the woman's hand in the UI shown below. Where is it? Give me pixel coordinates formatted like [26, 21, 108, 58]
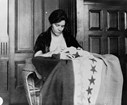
[62, 46, 77, 54]
[34, 50, 43, 57]
[77, 47, 83, 50]
[52, 47, 64, 54]
[34, 50, 53, 57]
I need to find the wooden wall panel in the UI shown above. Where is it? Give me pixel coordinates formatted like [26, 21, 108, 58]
[89, 35, 101, 54]
[89, 10, 101, 30]
[0, 60, 8, 92]
[16, 0, 34, 53]
[108, 36, 120, 56]
[15, 61, 25, 88]
[107, 10, 119, 31]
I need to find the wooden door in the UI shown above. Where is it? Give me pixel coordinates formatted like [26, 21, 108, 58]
[77, 1, 126, 90]
[8, 0, 43, 104]
[77, 2, 127, 104]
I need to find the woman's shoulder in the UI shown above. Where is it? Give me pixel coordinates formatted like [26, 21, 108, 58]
[38, 32, 46, 38]
[38, 28, 51, 39]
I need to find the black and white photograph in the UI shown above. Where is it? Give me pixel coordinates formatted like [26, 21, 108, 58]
[0, 0, 126, 105]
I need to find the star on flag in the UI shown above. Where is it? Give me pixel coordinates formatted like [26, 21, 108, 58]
[89, 58, 97, 63]
[86, 86, 93, 95]
[91, 65, 97, 74]
[88, 97, 91, 103]
[89, 75, 96, 85]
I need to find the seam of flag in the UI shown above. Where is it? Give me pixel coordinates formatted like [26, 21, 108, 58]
[86, 58, 97, 104]
[73, 56, 103, 105]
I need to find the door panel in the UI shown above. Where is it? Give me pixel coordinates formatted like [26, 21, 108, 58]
[16, 0, 34, 53]
[89, 35, 102, 54]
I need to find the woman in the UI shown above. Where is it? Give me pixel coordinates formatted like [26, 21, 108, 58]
[34, 9, 82, 57]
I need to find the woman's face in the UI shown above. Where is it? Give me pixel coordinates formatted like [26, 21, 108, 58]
[51, 20, 65, 36]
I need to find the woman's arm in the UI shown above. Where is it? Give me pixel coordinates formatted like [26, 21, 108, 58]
[34, 50, 53, 57]
[34, 50, 43, 57]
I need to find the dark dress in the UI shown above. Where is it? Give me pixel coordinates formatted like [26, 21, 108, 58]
[34, 27, 81, 54]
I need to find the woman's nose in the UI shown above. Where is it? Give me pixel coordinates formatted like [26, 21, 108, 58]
[58, 26, 63, 31]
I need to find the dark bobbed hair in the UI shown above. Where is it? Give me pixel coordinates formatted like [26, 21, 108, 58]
[48, 9, 68, 25]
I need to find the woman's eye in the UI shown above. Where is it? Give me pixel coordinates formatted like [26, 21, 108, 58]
[61, 25, 65, 28]
[55, 24, 59, 27]
[55, 24, 65, 28]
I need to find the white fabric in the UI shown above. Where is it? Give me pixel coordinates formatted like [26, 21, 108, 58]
[72, 55, 103, 105]
[59, 47, 92, 59]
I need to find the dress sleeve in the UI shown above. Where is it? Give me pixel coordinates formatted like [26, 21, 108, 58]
[34, 34, 45, 54]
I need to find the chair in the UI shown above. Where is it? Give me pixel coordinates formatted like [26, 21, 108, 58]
[22, 58, 42, 105]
